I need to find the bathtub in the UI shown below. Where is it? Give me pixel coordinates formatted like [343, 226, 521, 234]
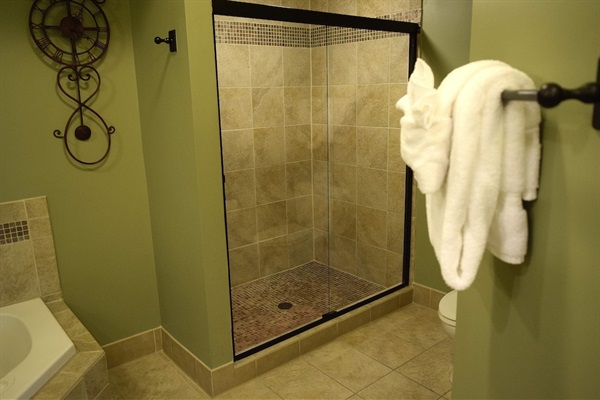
[0, 298, 76, 400]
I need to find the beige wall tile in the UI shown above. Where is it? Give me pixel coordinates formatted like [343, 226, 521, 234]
[330, 234, 357, 274]
[250, 46, 283, 87]
[328, 43, 357, 85]
[312, 161, 328, 197]
[287, 196, 313, 233]
[357, 0, 391, 17]
[357, 242, 387, 285]
[329, 85, 356, 126]
[386, 251, 403, 287]
[313, 228, 329, 264]
[311, 87, 327, 124]
[387, 127, 406, 170]
[255, 165, 286, 204]
[386, 211, 405, 254]
[84, 355, 109, 399]
[387, 171, 406, 213]
[288, 229, 313, 267]
[311, 46, 326, 85]
[312, 195, 328, 231]
[225, 169, 256, 211]
[328, 0, 357, 15]
[229, 245, 260, 286]
[283, 47, 311, 86]
[356, 127, 388, 169]
[256, 340, 300, 376]
[226, 208, 258, 249]
[390, 36, 410, 83]
[311, 124, 328, 160]
[29, 217, 52, 239]
[286, 161, 312, 198]
[254, 127, 285, 167]
[257, 201, 287, 241]
[216, 44, 251, 87]
[331, 199, 357, 240]
[285, 125, 311, 162]
[33, 237, 61, 296]
[299, 322, 338, 354]
[0, 201, 26, 223]
[389, 84, 407, 128]
[259, 235, 289, 276]
[284, 86, 311, 125]
[221, 129, 255, 172]
[25, 197, 49, 219]
[357, 39, 390, 84]
[357, 85, 389, 127]
[330, 163, 357, 203]
[252, 88, 284, 128]
[0, 241, 40, 306]
[356, 206, 386, 248]
[219, 89, 253, 130]
[356, 167, 387, 210]
[331, 125, 356, 164]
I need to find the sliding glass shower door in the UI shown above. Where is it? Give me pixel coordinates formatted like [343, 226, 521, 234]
[213, 0, 417, 358]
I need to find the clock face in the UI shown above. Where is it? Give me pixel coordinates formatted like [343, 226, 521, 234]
[29, 0, 110, 66]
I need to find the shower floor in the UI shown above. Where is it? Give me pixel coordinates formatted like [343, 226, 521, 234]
[231, 261, 385, 354]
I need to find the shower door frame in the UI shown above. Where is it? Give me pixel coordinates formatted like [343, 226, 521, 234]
[212, 0, 420, 361]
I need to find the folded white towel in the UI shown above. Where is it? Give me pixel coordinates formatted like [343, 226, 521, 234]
[398, 59, 541, 290]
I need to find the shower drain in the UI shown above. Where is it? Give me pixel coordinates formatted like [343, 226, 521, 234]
[278, 302, 293, 310]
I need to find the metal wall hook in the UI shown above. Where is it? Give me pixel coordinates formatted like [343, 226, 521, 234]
[154, 29, 177, 52]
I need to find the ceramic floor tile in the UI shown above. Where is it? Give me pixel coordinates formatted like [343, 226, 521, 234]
[357, 371, 439, 400]
[396, 338, 454, 396]
[392, 313, 448, 350]
[109, 352, 170, 385]
[355, 330, 424, 369]
[308, 348, 392, 393]
[215, 379, 281, 399]
[109, 357, 209, 400]
[261, 358, 354, 399]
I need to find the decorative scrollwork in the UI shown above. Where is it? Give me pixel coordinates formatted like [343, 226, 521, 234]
[53, 65, 115, 165]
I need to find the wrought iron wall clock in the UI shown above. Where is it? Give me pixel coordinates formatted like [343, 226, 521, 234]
[29, 0, 115, 165]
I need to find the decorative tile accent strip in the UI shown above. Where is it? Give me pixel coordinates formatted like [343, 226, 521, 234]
[0, 221, 29, 245]
[214, 20, 310, 47]
[231, 261, 385, 353]
[214, 11, 421, 47]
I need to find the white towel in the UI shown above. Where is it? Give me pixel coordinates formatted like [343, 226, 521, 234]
[398, 59, 541, 290]
[397, 59, 508, 194]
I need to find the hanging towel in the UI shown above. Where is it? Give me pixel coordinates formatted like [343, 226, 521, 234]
[397, 59, 508, 194]
[397, 59, 541, 290]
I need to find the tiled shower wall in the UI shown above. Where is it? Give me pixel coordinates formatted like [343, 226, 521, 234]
[216, 0, 421, 288]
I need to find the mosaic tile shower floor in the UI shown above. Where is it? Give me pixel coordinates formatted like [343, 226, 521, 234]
[231, 261, 385, 354]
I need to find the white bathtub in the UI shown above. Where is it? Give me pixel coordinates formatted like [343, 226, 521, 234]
[0, 298, 76, 400]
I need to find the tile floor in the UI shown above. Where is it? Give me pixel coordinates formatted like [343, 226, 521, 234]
[232, 262, 385, 353]
[109, 303, 453, 399]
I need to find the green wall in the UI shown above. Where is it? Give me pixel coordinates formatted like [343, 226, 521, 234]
[453, 1, 600, 398]
[129, 0, 232, 368]
[0, 1, 160, 344]
[415, 0, 472, 292]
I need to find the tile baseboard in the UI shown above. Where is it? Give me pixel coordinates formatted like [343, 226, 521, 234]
[104, 287, 413, 396]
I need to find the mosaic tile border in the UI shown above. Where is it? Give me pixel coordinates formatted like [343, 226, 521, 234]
[0, 220, 30, 245]
[214, 10, 421, 47]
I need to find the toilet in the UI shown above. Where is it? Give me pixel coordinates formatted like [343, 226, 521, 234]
[438, 290, 458, 339]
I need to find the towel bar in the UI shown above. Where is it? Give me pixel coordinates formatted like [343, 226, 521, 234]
[501, 59, 600, 130]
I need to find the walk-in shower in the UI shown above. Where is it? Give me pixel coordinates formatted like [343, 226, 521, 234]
[212, 0, 419, 358]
